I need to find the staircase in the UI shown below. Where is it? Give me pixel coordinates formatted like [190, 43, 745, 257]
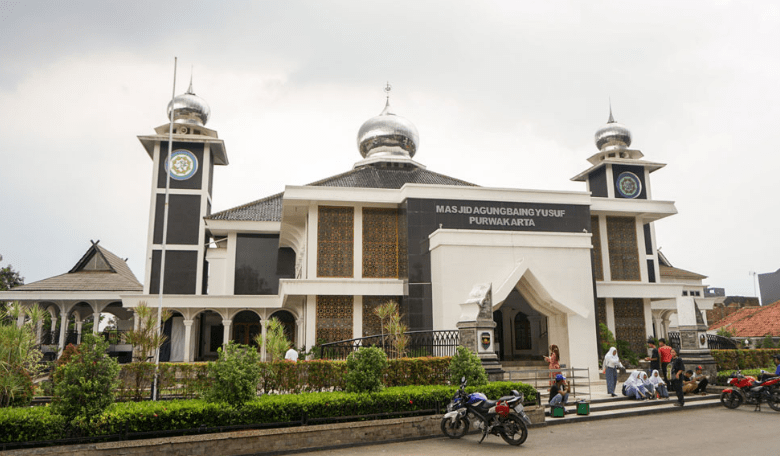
[542, 392, 721, 424]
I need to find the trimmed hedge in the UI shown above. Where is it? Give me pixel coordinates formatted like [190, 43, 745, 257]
[712, 349, 780, 371]
[116, 357, 452, 400]
[0, 382, 536, 444]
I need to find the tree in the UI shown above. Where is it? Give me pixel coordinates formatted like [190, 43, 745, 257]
[52, 333, 120, 426]
[203, 341, 262, 407]
[255, 317, 291, 361]
[344, 346, 388, 393]
[717, 326, 736, 339]
[373, 300, 409, 358]
[0, 302, 45, 407]
[0, 263, 24, 317]
[121, 302, 171, 400]
[448, 345, 488, 387]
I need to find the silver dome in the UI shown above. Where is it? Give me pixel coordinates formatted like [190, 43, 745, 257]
[595, 109, 631, 152]
[166, 80, 210, 126]
[357, 100, 419, 159]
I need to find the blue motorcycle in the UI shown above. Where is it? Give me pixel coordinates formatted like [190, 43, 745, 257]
[441, 377, 531, 445]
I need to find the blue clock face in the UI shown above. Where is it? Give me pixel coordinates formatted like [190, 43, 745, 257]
[166, 150, 198, 181]
[616, 171, 641, 198]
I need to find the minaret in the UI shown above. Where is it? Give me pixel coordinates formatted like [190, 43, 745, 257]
[137, 79, 228, 295]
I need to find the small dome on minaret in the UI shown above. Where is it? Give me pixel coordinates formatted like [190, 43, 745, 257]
[594, 106, 631, 153]
[166, 77, 211, 126]
[357, 83, 419, 159]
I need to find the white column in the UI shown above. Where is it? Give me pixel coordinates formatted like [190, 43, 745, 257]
[353, 295, 363, 339]
[58, 311, 68, 354]
[260, 320, 268, 361]
[183, 320, 194, 363]
[76, 319, 84, 344]
[295, 318, 303, 351]
[16, 312, 25, 328]
[354, 206, 362, 279]
[93, 311, 101, 334]
[36, 318, 43, 345]
[222, 319, 232, 347]
[606, 298, 616, 336]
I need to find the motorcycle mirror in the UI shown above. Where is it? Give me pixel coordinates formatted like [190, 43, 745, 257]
[461, 376, 466, 383]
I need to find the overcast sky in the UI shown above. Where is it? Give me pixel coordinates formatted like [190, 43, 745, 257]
[0, 1, 777, 299]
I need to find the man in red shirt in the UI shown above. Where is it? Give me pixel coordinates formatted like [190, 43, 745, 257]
[658, 338, 673, 384]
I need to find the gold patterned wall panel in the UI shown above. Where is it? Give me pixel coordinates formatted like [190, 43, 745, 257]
[614, 298, 646, 354]
[606, 216, 640, 281]
[316, 295, 354, 343]
[362, 296, 398, 337]
[363, 208, 400, 278]
[591, 216, 604, 281]
[317, 206, 354, 277]
[596, 298, 607, 328]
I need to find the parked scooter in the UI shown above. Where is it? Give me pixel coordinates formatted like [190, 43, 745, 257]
[720, 369, 780, 411]
[441, 377, 531, 446]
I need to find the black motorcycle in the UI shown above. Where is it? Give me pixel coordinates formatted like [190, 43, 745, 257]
[441, 377, 531, 446]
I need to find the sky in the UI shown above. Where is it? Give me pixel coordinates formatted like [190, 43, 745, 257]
[0, 1, 777, 299]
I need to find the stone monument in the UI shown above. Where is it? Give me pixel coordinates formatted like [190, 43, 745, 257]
[676, 296, 717, 381]
[456, 283, 503, 381]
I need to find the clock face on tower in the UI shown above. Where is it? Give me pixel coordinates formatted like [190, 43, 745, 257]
[166, 150, 198, 181]
[615, 171, 641, 199]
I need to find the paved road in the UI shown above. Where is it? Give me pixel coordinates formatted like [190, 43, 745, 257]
[292, 406, 780, 455]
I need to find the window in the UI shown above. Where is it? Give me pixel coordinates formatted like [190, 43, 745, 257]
[363, 208, 401, 278]
[317, 206, 354, 277]
[606, 217, 640, 281]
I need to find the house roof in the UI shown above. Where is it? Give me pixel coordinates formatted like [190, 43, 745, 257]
[12, 241, 142, 292]
[207, 162, 477, 222]
[709, 300, 780, 336]
[659, 265, 707, 281]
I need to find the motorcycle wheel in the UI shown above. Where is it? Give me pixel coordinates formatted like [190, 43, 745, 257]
[767, 389, 780, 412]
[720, 391, 742, 409]
[499, 414, 528, 446]
[440, 415, 469, 439]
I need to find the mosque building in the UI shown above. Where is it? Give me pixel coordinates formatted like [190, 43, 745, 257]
[3, 82, 715, 376]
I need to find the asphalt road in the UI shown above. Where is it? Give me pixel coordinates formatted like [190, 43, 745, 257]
[292, 406, 780, 455]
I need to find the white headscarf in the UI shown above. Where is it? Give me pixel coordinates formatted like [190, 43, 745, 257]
[624, 370, 642, 388]
[640, 371, 650, 384]
[649, 369, 665, 386]
[603, 347, 620, 368]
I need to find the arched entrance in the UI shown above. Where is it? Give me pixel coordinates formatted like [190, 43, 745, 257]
[233, 310, 261, 346]
[270, 310, 296, 347]
[493, 289, 548, 361]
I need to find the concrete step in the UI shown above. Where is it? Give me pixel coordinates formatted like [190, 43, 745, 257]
[542, 394, 721, 425]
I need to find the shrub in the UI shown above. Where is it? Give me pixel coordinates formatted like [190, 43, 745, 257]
[712, 348, 780, 371]
[255, 317, 291, 361]
[0, 302, 44, 407]
[448, 346, 487, 387]
[598, 323, 616, 357]
[345, 346, 389, 393]
[760, 334, 776, 349]
[51, 333, 120, 426]
[203, 341, 261, 407]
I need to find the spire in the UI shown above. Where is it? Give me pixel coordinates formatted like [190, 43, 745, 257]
[381, 82, 393, 115]
[186, 69, 194, 95]
[608, 98, 615, 123]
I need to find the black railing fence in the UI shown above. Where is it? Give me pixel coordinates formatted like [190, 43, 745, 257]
[317, 330, 460, 360]
[666, 331, 737, 351]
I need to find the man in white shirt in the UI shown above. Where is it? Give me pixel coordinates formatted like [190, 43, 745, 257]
[285, 347, 299, 362]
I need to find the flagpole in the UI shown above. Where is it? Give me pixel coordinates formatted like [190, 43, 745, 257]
[154, 56, 177, 401]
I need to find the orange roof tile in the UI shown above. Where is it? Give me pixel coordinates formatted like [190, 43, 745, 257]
[709, 300, 780, 336]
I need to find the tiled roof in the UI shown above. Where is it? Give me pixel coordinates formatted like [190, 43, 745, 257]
[206, 163, 477, 222]
[13, 242, 142, 292]
[709, 300, 780, 336]
[659, 265, 707, 280]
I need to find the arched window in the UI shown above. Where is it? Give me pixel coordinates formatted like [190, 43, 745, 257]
[514, 312, 531, 350]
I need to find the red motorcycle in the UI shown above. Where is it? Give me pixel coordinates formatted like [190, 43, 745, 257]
[720, 369, 780, 411]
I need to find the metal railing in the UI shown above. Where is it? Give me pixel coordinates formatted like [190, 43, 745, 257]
[666, 331, 737, 351]
[504, 366, 592, 402]
[316, 330, 459, 360]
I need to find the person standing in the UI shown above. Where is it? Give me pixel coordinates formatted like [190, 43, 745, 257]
[658, 338, 672, 384]
[670, 349, 685, 406]
[602, 347, 624, 397]
[544, 344, 562, 385]
[645, 339, 660, 375]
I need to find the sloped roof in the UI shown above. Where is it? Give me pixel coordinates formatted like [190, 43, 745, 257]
[709, 300, 780, 336]
[13, 242, 142, 292]
[207, 163, 477, 222]
[659, 265, 707, 280]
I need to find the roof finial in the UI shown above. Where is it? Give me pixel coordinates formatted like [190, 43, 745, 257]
[186, 67, 194, 94]
[381, 82, 393, 114]
[608, 98, 615, 123]
[384, 81, 392, 100]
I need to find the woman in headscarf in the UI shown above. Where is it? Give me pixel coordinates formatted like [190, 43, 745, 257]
[649, 369, 669, 399]
[639, 371, 656, 399]
[623, 370, 651, 400]
[602, 347, 624, 397]
[544, 344, 561, 385]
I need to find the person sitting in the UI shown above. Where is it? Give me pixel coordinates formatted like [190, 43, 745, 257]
[623, 370, 652, 400]
[639, 371, 656, 399]
[759, 354, 780, 381]
[549, 374, 569, 408]
[682, 370, 699, 395]
[649, 369, 670, 399]
[690, 365, 709, 395]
